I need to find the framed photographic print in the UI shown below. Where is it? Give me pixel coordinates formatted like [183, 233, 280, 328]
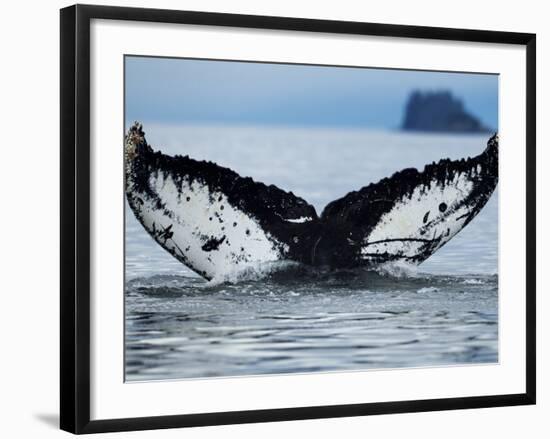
[60, 4, 536, 434]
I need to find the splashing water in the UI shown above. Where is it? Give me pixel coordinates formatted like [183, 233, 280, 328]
[205, 260, 302, 286]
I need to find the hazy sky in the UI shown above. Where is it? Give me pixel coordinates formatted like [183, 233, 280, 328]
[125, 56, 498, 130]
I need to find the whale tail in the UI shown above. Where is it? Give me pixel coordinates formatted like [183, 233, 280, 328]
[319, 134, 498, 266]
[125, 122, 321, 280]
[125, 123, 498, 279]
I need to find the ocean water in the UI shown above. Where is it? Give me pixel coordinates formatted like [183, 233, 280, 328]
[125, 125, 498, 381]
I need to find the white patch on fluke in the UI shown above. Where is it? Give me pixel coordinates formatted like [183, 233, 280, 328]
[205, 260, 300, 286]
[285, 216, 313, 223]
[133, 171, 286, 279]
[362, 171, 475, 260]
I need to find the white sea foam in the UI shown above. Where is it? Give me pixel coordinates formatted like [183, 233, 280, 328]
[374, 260, 419, 278]
[417, 287, 439, 294]
[462, 278, 485, 285]
[205, 260, 300, 286]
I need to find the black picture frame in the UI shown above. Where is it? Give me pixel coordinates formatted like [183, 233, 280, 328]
[60, 4, 536, 434]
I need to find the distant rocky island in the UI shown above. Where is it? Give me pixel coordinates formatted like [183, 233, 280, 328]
[401, 90, 491, 133]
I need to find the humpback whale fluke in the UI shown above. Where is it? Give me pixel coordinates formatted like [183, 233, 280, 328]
[125, 122, 498, 280]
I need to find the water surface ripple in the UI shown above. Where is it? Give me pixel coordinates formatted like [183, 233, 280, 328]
[126, 268, 498, 381]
